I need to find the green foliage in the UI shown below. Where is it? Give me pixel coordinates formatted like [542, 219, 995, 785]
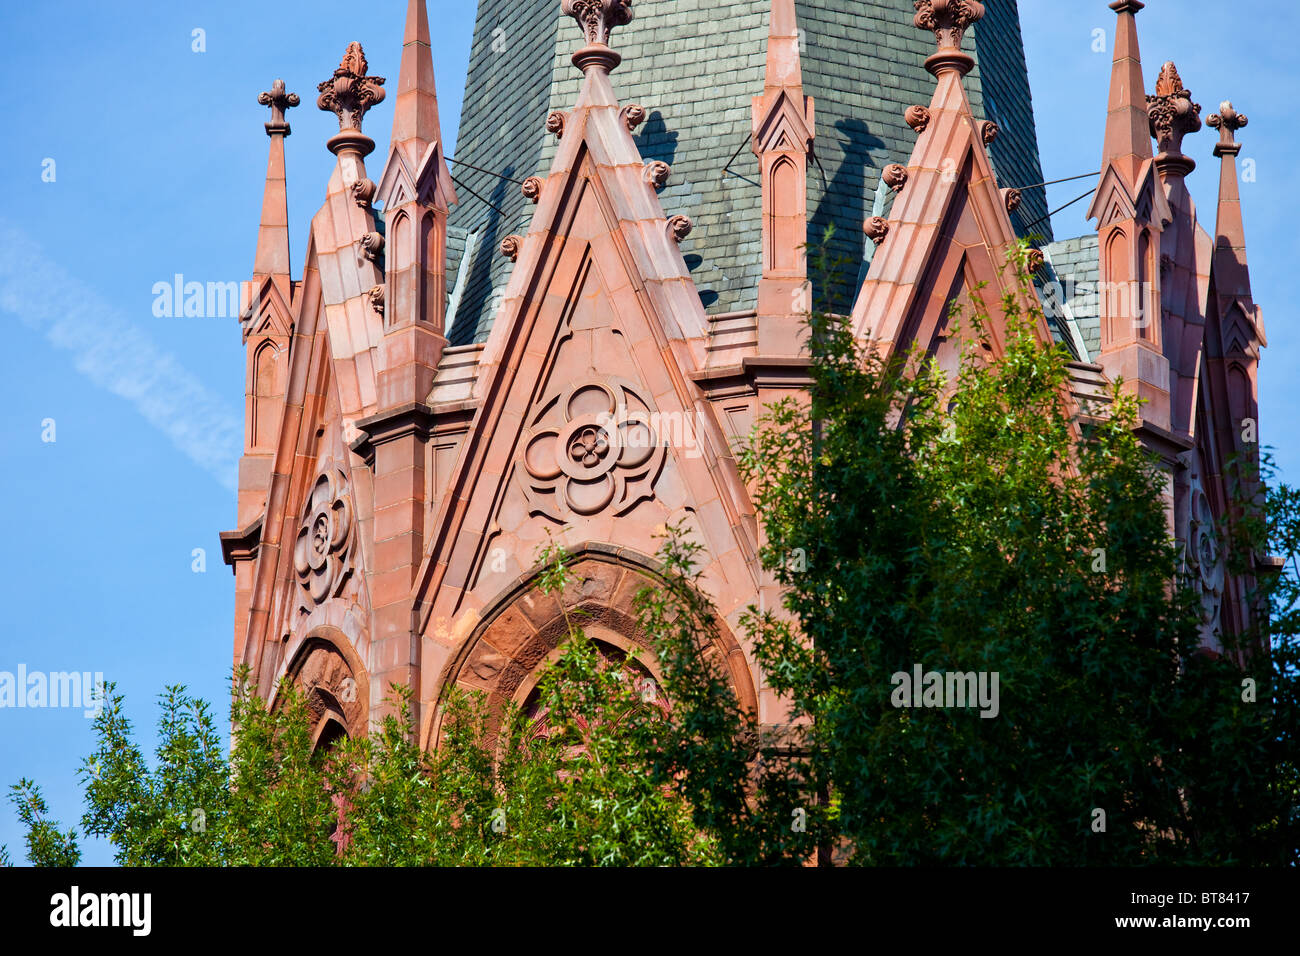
[7, 231, 1295, 866]
[732, 234, 1297, 863]
[7, 544, 718, 866]
[7, 779, 80, 867]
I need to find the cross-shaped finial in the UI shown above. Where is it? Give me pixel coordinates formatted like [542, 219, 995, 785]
[258, 78, 299, 136]
[913, 0, 985, 76]
[316, 42, 386, 133]
[1208, 101, 1248, 157]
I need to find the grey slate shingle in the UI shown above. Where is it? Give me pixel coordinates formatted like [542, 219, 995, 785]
[445, 0, 1052, 344]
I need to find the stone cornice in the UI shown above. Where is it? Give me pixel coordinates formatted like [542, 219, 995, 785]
[219, 515, 264, 571]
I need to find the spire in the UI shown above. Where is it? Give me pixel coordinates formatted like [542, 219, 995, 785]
[1148, 61, 1202, 179]
[1209, 100, 1251, 299]
[751, 0, 814, 352]
[763, 0, 801, 92]
[391, 0, 446, 169]
[253, 79, 298, 282]
[1099, 0, 1152, 187]
[1087, 0, 1172, 437]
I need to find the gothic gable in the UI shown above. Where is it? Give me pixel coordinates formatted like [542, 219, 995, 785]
[850, 71, 1056, 373]
[411, 48, 759, 675]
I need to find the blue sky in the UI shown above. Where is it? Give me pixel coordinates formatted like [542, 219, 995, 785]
[0, 0, 1293, 865]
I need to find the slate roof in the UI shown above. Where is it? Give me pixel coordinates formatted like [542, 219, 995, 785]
[445, 0, 1052, 344]
[1042, 233, 1101, 361]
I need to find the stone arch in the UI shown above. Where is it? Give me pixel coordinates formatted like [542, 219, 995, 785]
[424, 544, 756, 749]
[272, 626, 370, 745]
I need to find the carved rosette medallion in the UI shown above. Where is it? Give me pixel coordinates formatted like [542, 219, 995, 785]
[1185, 473, 1224, 635]
[517, 379, 666, 519]
[294, 467, 355, 606]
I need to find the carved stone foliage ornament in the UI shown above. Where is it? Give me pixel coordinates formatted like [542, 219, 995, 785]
[316, 42, 386, 132]
[517, 378, 666, 520]
[351, 178, 377, 208]
[980, 120, 999, 145]
[294, 467, 355, 606]
[621, 104, 647, 132]
[359, 231, 384, 262]
[913, 0, 984, 69]
[864, 216, 890, 245]
[521, 176, 544, 203]
[1147, 61, 1201, 158]
[644, 160, 670, 189]
[882, 163, 908, 191]
[668, 215, 692, 242]
[905, 105, 931, 133]
[546, 111, 567, 139]
[562, 0, 634, 47]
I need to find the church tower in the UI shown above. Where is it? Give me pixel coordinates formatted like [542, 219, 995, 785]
[444, 0, 1052, 345]
[223, 0, 1268, 744]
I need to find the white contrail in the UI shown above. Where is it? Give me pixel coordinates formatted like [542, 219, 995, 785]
[0, 219, 241, 491]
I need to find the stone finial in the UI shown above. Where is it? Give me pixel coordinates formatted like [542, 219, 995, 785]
[562, 0, 633, 72]
[317, 42, 387, 135]
[913, 0, 985, 76]
[905, 105, 931, 133]
[1146, 61, 1201, 172]
[1209, 100, 1248, 157]
[258, 79, 299, 135]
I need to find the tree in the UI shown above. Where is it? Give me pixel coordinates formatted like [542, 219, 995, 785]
[6, 239, 1294, 867]
[725, 237, 1297, 863]
[2, 543, 716, 867]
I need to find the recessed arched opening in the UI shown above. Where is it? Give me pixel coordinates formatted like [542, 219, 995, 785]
[274, 629, 369, 742]
[425, 546, 755, 752]
[515, 623, 667, 746]
[769, 156, 798, 273]
[1103, 226, 1130, 343]
[1137, 228, 1153, 341]
[251, 338, 284, 449]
